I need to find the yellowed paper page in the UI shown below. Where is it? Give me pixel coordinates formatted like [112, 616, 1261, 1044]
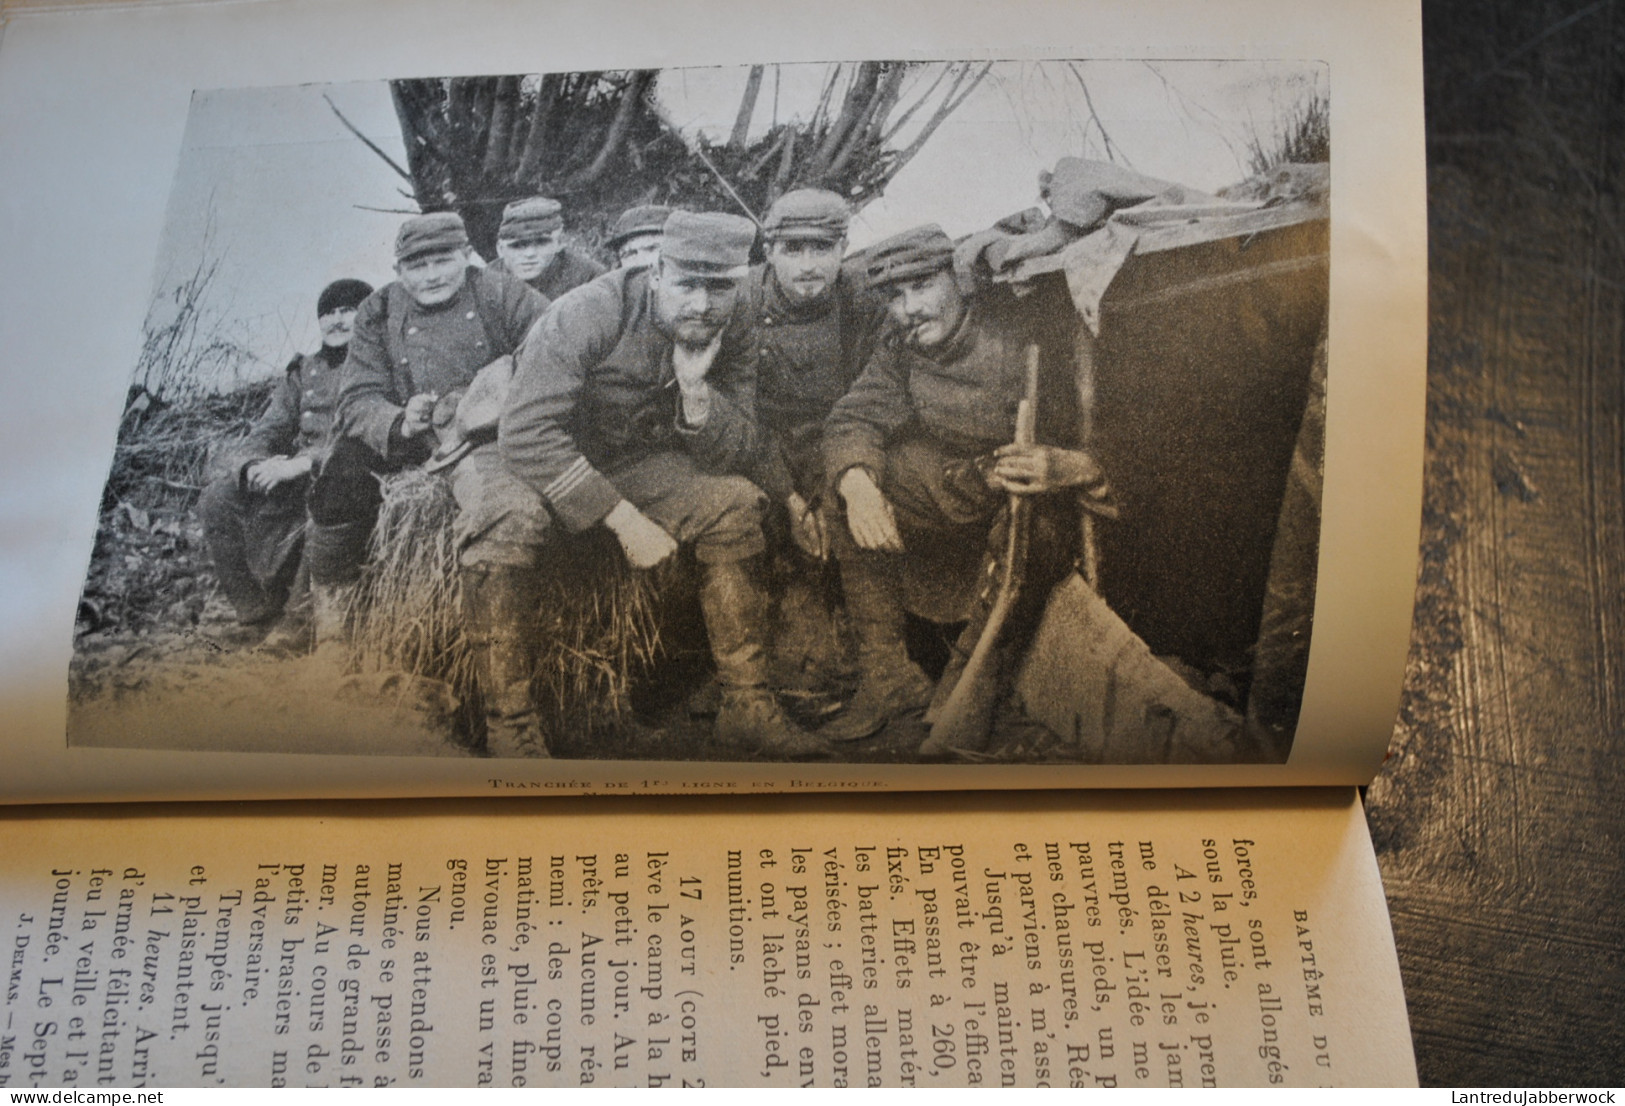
[0, 789, 1413, 1087]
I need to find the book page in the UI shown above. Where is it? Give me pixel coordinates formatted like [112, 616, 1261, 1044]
[0, 0, 1426, 800]
[0, 788, 1414, 1087]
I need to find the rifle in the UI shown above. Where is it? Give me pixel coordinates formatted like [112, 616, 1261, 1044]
[920, 344, 1040, 759]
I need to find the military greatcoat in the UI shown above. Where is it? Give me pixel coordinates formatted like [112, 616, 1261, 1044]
[308, 267, 549, 574]
[499, 267, 767, 564]
[198, 345, 345, 624]
[745, 264, 887, 504]
[489, 246, 607, 304]
[822, 291, 1083, 620]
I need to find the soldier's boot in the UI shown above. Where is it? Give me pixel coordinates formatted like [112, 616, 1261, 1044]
[463, 565, 550, 759]
[309, 582, 356, 665]
[701, 558, 832, 760]
[306, 520, 370, 667]
[922, 619, 977, 725]
[259, 595, 314, 656]
[254, 561, 312, 656]
[820, 557, 935, 742]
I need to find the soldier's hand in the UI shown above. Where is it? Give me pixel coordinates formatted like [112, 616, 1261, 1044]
[990, 444, 1103, 496]
[787, 492, 829, 561]
[604, 500, 679, 570]
[838, 467, 905, 554]
[244, 455, 312, 493]
[400, 392, 439, 439]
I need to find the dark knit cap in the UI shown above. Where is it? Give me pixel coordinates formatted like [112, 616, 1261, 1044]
[317, 278, 374, 317]
[659, 211, 756, 275]
[862, 224, 955, 288]
[498, 196, 564, 240]
[606, 204, 674, 250]
[395, 212, 470, 261]
[763, 189, 850, 242]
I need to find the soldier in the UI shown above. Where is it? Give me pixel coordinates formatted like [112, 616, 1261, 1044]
[198, 277, 373, 649]
[604, 204, 672, 273]
[499, 210, 830, 759]
[823, 224, 1111, 749]
[746, 188, 888, 562]
[307, 214, 548, 704]
[489, 197, 607, 301]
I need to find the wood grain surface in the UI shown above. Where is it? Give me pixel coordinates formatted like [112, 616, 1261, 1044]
[1365, 0, 1625, 1085]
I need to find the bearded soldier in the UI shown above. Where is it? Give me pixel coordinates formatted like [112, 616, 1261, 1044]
[745, 188, 889, 563]
[499, 211, 831, 759]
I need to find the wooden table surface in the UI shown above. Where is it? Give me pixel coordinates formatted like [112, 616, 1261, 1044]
[1364, 0, 1625, 1085]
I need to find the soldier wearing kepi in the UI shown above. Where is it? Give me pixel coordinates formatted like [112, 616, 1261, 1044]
[198, 277, 373, 649]
[746, 188, 888, 562]
[489, 196, 607, 301]
[823, 224, 1111, 750]
[308, 214, 547, 706]
[604, 204, 672, 274]
[500, 210, 831, 758]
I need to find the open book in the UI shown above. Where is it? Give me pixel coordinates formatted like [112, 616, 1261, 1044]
[0, 0, 1425, 1087]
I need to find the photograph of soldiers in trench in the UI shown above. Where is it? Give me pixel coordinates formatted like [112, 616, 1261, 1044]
[68, 59, 1331, 765]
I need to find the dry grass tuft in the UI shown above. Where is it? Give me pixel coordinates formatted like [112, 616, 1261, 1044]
[351, 469, 664, 745]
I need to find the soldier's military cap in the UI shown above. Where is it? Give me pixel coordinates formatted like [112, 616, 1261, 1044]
[395, 212, 470, 262]
[606, 204, 673, 251]
[762, 189, 850, 242]
[498, 196, 565, 241]
[862, 224, 955, 287]
[316, 278, 374, 317]
[659, 211, 756, 277]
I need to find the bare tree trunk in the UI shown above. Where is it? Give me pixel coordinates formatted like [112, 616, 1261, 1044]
[566, 71, 656, 188]
[809, 62, 880, 180]
[729, 65, 764, 151]
[482, 75, 522, 177]
[351, 62, 988, 257]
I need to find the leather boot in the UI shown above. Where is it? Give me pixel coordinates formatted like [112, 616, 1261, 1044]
[820, 556, 934, 741]
[701, 558, 831, 759]
[259, 599, 313, 656]
[305, 519, 372, 588]
[310, 580, 356, 665]
[463, 565, 550, 759]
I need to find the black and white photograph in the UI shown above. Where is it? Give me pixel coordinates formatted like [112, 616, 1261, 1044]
[65, 58, 1332, 766]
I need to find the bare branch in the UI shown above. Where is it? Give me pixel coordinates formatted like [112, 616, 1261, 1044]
[1067, 63, 1133, 168]
[810, 61, 880, 178]
[643, 86, 761, 223]
[1140, 61, 1242, 174]
[729, 65, 764, 151]
[806, 63, 844, 145]
[880, 63, 952, 145]
[326, 94, 413, 183]
[771, 125, 799, 198]
[827, 62, 900, 182]
[742, 125, 791, 180]
[862, 64, 907, 148]
[886, 63, 992, 183]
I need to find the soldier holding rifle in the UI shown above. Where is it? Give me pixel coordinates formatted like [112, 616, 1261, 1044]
[822, 224, 1112, 754]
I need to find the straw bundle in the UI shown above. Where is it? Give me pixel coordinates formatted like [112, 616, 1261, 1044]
[350, 468, 663, 745]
